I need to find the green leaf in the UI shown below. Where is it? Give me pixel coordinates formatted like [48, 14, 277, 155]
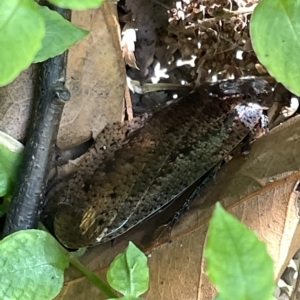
[0, 131, 23, 216]
[107, 242, 149, 298]
[33, 5, 89, 63]
[0, 0, 45, 86]
[0, 229, 69, 300]
[250, 0, 300, 96]
[204, 203, 274, 300]
[48, 0, 105, 10]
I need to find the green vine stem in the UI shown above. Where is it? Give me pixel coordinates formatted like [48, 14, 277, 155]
[67, 252, 118, 299]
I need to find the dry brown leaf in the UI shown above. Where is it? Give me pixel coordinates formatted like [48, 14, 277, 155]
[0, 66, 36, 143]
[195, 176, 300, 299]
[55, 115, 300, 299]
[146, 174, 300, 299]
[57, 3, 126, 149]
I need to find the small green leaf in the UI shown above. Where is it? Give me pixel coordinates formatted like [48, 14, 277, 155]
[205, 203, 274, 300]
[250, 0, 300, 96]
[0, 131, 23, 216]
[33, 5, 89, 63]
[0, 230, 69, 300]
[107, 242, 149, 298]
[0, 0, 45, 86]
[48, 0, 105, 10]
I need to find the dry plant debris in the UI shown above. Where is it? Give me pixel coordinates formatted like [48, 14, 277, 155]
[122, 0, 266, 92]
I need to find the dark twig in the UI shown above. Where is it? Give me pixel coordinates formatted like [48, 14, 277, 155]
[3, 7, 71, 236]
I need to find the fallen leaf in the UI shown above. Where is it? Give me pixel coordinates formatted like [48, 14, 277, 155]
[0, 66, 36, 143]
[57, 3, 126, 149]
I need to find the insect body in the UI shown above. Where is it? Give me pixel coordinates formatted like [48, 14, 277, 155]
[46, 78, 272, 248]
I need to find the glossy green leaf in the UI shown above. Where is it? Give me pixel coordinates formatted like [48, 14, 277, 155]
[0, 131, 24, 216]
[33, 5, 89, 63]
[0, 230, 69, 300]
[0, 0, 45, 86]
[107, 242, 149, 297]
[250, 0, 300, 96]
[205, 203, 274, 300]
[48, 0, 105, 10]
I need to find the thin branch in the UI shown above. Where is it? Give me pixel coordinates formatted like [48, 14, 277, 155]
[3, 6, 71, 236]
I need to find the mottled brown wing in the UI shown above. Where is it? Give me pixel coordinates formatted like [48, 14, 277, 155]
[53, 78, 272, 248]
